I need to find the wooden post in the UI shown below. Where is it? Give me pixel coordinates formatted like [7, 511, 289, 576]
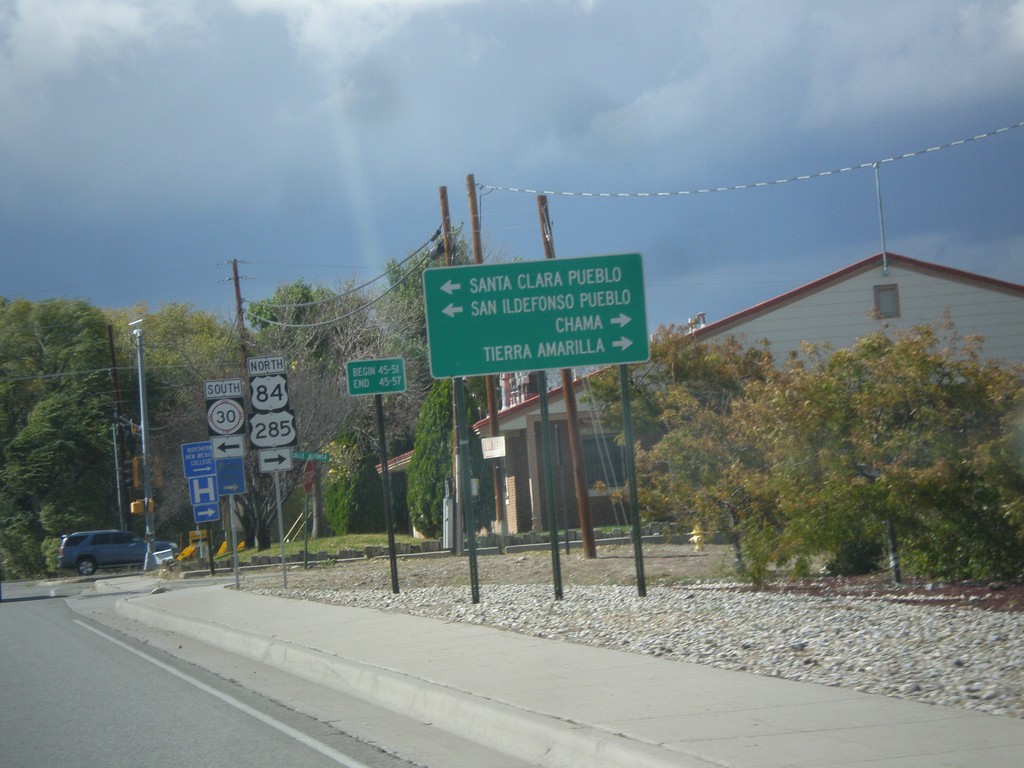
[440, 187, 461, 553]
[466, 175, 507, 538]
[537, 195, 597, 558]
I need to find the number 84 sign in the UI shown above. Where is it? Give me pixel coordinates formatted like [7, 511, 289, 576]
[250, 374, 289, 411]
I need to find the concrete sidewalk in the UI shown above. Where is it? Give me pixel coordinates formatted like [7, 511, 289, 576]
[112, 580, 1024, 768]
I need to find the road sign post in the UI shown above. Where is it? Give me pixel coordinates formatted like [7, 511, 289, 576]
[423, 253, 648, 378]
[247, 354, 295, 588]
[247, 355, 298, 470]
[181, 441, 221, 574]
[346, 358, 407, 396]
[423, 252, 651, 600]
[293, 451, 330, 462]
[181, 441, 215, 478]
[346, 357, 405, 594]
[215, 456, 246, 495]
[202, 378, 244, 577]
[205, 379, 245, 437]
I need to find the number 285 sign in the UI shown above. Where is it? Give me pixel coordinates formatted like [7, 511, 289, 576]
[249, 411, 297, 448]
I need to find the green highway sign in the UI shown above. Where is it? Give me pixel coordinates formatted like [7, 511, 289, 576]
[292, 451, 330, 462]
[346, 357, 407, 396]
[423, 253, 649, 378]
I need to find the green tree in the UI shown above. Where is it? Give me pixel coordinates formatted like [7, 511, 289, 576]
[607, 323, 1023, 584]
[0, 299, 116, 575]
[323, 438, 386, 535]
[751, 327, 1024, 581]
[623, 328, 779, 579]
[407, 379, 453, 538]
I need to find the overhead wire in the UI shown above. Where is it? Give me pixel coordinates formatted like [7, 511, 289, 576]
[246, 227, 442, 311]
[244, 228, 449, 330]
[477, 121, 1024, 198]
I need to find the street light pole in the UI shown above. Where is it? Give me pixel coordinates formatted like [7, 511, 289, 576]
[130, 319, 156, 570]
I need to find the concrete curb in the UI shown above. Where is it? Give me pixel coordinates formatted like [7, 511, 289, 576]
[115, 590, 710, 768]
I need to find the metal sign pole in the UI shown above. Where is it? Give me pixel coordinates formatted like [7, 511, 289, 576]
[619, 364, 646, 597]
[130, 320, 156, 571]
[345, 358, 406, 592]
[207, 522, 215, 575]
[275, 471, 287, 588]
[537, 371, 564, 601]
[229, 495, 240, 589]
[303, 494, 310, 569]
[454, 378, 480, 603]
[376, 393, 400, 594]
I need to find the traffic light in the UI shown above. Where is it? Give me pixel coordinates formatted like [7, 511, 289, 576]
[130, 499, 154, 516]
[132, 457, 142, 489]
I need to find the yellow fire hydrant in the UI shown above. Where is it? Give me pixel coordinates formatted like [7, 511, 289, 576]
[688, 524, 705, 552]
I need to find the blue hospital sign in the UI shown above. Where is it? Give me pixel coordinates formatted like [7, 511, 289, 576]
[188, 474, 219, 506]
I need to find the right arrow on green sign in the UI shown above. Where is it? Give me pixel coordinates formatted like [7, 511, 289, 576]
[423, 253, 649, 378]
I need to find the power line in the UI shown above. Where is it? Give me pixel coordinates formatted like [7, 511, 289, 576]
[245, 227, 443, 311]
[478, 121, 1024, 198]
[247, 246, 439, 330]
[0, 364, 209, 386]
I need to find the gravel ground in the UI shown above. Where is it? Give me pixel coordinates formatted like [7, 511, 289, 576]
[241, 544, 1024, 719]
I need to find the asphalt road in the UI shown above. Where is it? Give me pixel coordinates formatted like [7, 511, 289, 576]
[0, 577, 532, 768]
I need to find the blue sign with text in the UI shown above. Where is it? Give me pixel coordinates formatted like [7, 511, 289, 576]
[181, 441, 214, 479]
[215, 457, 246, 496]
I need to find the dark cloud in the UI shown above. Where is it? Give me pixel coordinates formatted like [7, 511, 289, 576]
[2, 0, 1022, 329]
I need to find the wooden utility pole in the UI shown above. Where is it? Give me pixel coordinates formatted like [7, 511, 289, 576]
[439, 186, 462, 553]
[230, 259, 257, 549]
[232, 258, 249, 364]
[466, 174, 507, 537]
[537, 195, 597, 558]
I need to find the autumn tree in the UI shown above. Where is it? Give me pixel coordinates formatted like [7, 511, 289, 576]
[611, 327, 779, 578]
[599, 322, 1023, 583]
[735, 326, 1024, 581]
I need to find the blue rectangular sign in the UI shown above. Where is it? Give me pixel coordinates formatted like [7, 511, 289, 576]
[188, 474, 219, 506]
[193, 502, 220, 524]
[215, 457, 246, 496]
[181, 441, 215, 478]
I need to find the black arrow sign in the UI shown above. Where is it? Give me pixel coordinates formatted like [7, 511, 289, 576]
[263, 453, 288, 465]
[214, 441, 242, 454]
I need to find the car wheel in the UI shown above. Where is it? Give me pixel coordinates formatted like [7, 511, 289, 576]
[76, 557, 97, 576]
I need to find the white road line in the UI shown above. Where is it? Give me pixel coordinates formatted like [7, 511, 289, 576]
[74, 620, 374, 768]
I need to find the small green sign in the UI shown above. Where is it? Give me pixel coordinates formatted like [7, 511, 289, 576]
[292, 451, 331, 462]
[423, 253, 649, 378]
[346, 357, 407, 396]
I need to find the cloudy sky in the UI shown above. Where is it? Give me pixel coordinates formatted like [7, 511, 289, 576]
[3, 0, 1023, 333]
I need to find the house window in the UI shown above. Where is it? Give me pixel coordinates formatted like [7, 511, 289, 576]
[874, 284, 900, 318]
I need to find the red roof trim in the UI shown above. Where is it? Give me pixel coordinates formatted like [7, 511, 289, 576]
[692, 253, 1024, 341]
[471, 375, 591, 433]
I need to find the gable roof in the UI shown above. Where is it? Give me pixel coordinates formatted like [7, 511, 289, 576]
[691, 252, 1024, 341]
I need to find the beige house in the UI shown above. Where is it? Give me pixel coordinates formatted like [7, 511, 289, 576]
[392, 252, 1023, 536]
[690, 252, 1024, 363]
[471, 252, 1023, 535]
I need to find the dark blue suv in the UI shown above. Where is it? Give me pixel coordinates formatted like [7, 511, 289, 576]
[58, 530, 177, 576]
